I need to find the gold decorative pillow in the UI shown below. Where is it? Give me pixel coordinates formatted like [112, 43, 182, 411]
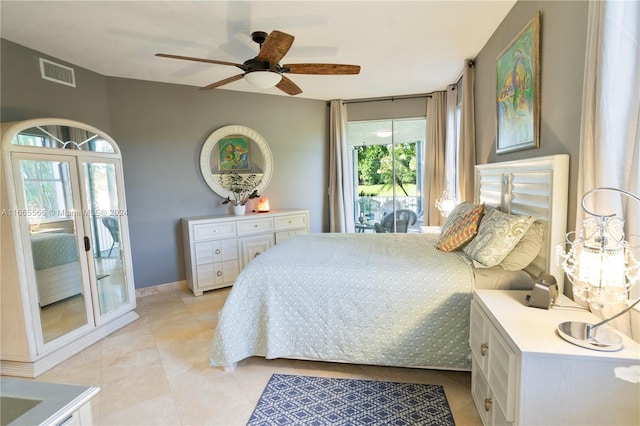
[437, 204, 485, 252]
[439, 202, 477, 236]
[463, 209, 536, 267]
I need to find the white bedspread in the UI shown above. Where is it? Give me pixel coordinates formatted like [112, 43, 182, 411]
[209, 233, 475, 370]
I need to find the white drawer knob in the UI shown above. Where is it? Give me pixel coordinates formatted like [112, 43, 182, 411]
[213, 229, 218, 232]
[254, 224, 258, 227]
[215, 249, 221, 255]
[216, 271, 222, 277]
[480, 343, 488, 356]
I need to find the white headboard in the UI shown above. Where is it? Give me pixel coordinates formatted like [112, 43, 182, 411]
[474, 154, 569, 294]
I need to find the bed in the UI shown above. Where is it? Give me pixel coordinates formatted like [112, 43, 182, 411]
[31, 232, 82, 306]
[209, 155, 569, 371]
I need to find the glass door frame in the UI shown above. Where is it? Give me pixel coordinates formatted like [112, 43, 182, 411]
[349, 118, 426, 233]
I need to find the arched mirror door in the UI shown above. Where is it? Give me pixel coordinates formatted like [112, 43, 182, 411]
[2, 118, 136, 353]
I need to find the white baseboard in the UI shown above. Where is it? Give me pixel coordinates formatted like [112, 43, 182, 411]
[135, 280, 187, 298]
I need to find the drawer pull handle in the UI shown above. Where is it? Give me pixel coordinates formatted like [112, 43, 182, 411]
[484, 398, 492, 412]
[480, 343, 488, 356]
[254, 224, 259, 228]
[215, 249, 221, 255]
[216, 271, 223, 277]
[213, 229, 218, 233]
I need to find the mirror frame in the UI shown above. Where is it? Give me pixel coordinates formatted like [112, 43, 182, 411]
[199, 125, 274, 200]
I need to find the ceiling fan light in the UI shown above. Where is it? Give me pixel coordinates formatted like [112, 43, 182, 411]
[244, 71, 282, 89]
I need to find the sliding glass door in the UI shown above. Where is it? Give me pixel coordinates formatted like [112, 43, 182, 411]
[348, 118, 426, 233]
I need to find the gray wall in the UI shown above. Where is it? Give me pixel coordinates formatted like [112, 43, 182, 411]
[474, 0, 589, 232]
[1, 39, 328, 289]
[0, 39, 112, 132]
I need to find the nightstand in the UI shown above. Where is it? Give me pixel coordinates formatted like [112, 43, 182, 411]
[470, 289, 640, 425]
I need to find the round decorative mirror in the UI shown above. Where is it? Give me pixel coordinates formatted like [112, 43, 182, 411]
[200, 125, 274, 200]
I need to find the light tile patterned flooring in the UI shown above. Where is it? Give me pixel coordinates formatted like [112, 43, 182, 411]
[34, 287, 483, 425]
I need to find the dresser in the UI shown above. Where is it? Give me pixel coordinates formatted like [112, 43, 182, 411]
[470, 289, 640, 426]
[182, 209, 309, 296]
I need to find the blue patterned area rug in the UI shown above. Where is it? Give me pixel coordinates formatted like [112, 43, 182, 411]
[247, 374, 455, 426]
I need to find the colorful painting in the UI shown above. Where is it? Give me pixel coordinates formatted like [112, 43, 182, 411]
[496, 12, 540, 154]
[218, 136, 250, 171]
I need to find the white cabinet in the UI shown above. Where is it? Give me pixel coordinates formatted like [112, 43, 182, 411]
[470, 290, 640, 426]
[1, 119, 138, 378]
[182, 209, 309, 296]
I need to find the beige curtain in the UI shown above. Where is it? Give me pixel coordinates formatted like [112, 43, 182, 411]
[328, 100, 355, 233]
[576, 0, 640, 338]
[423, 91, 447, 226]
[458, 59, 476, 202]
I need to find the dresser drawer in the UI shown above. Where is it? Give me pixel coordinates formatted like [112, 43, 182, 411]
[470, 301, 489, 373]
[237, 217, 274, 236]
[274, 213, 307, 231]
[487, 326, 516, 422]
[193, 221, 236, 241]
[194, 239, 238, 265]
[471, 357, 491, 426]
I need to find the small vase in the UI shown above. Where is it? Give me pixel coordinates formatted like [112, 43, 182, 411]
[233, 204, 246, 216]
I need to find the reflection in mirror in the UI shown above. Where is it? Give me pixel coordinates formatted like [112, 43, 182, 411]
[83, 162, 128, 316]
[200, 125, 273, 200]
[12, 125, 115, 152]
[19, 158, 89, 343]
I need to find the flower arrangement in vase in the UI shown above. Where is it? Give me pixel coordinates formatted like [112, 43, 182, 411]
[219, 172, 261, 214]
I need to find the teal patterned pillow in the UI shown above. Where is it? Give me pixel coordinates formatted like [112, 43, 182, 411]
[463, 209, 536, 268]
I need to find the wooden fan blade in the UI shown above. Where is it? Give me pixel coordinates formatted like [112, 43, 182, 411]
[283, 63, 361, 75]
[276, 75, 302, 96]
[156, 53, 246, 70]
[257, 30, 295, 64]
[199, 74, 245, 91]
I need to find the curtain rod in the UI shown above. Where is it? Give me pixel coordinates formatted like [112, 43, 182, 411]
[346, 93, 433, 105]
[326, 92, 433, 106]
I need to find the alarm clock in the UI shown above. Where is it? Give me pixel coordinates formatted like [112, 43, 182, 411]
[526, 273, 558, 309]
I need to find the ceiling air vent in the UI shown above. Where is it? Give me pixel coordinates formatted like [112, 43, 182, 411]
[39, 58, 76, 87]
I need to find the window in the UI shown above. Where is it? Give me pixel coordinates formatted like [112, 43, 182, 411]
[13, 126, 115, 153]
[348, 118, 426, 232]
[20, 159, 73, 222]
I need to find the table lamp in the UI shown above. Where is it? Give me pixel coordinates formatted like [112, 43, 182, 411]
[435, 187, 458, 218]
[557, 187, 640, 351]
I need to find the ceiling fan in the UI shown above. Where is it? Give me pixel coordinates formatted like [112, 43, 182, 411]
[155, 30, 361, 96]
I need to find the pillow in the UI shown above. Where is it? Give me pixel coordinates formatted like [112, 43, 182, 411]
[463, 208, 536, 268]
[437, 204, 485, 252]
[500, 221, 544, 271]
[439, 202, 477, 236]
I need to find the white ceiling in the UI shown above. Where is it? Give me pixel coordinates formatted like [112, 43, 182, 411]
[0, 1, 516, 101]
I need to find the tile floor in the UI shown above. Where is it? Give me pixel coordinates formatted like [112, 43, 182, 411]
[34, 287, 483, 425]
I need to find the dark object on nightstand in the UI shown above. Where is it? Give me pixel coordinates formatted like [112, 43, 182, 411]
[526, 273, 558, 309]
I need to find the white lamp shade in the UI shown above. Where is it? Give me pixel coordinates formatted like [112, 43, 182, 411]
[244, 71, 282, 89]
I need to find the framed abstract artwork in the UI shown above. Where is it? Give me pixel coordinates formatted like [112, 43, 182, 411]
[218, 136, 250, 171]
[496, 11, 540, 154]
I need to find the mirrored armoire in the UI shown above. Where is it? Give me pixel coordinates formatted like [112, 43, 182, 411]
[1, 118, 138, 377]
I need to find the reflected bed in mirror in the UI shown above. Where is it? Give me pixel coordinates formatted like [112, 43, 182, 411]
[200, 125, 274, 201]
